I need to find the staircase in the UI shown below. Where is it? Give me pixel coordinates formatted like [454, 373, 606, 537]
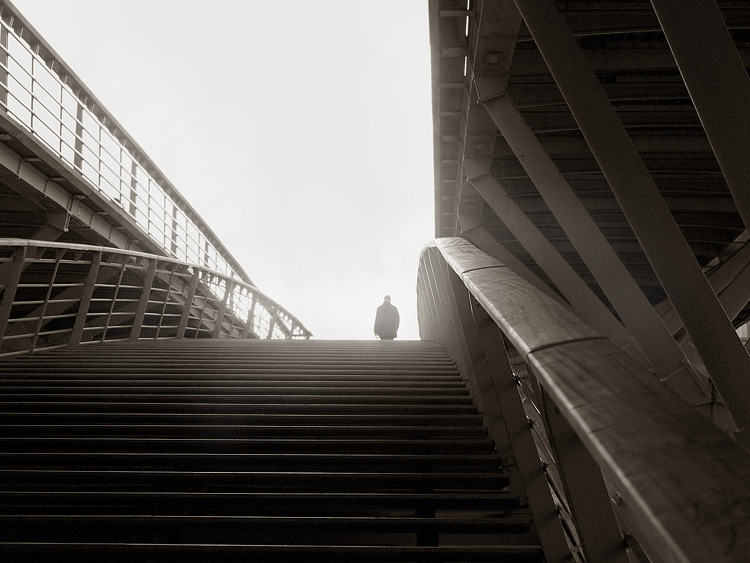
[0, 339, 543, 562]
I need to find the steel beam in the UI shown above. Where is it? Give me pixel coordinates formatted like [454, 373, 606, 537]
[463, 225, 568, 307]
[0, 142, 139, 252]
[513, 0, 750, 436]
[651, 0, 750, 230]
[483, 95, 705, 400]
[30, 249, 64, 352]
[466, 160, 632, 351]
[0, 23, 7, 109]
[176, 269, 200, 340]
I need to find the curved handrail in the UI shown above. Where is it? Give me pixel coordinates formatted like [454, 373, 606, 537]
[0, 239, 311, 357]
[0, 0, 253, 284]
[418, 237, 750, 563]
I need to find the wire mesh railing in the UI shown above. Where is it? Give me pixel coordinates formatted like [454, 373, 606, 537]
[0, 2, 250, 283]
[0, 240, 311, 357]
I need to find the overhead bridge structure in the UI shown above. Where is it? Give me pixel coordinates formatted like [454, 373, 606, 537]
[2, 0, 750, 561]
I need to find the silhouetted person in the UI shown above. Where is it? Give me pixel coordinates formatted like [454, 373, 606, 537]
[374, 295, 400, 340]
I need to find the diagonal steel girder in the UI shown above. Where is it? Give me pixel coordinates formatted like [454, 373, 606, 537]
[465, 158, 632, 352]
[512, 0, 750, 436]
[482, 94, 708, 402]
[651, 0, 750, 231]
[463, 225, 568, 308]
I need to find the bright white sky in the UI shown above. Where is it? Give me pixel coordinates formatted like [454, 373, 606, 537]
[11, 0, 435, 340]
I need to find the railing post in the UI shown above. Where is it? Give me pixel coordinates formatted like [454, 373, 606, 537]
[30, 248, 64, 352]
[176, 268, 200, 340]
[74, 102, 83, 171]
[266, 304, 277, 339]
[69, 251, 101, 348]
[129, 258, 156, 342]
[0, 247, 27, 346]
[100, 258, 127, 343]
[129, 160, 138, 217]
[242, 293, 257, 339]
[0, 21, 8, 110]
[466, 162, 632, 352]
[212, 278, 232, 338]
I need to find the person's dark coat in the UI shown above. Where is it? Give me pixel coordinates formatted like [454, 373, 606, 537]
[374, 300, 400, 340]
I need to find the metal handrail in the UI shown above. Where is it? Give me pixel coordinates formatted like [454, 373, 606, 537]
[417, 237, 750, 563]
[0, 239, 311, 357]
[0, 0, 252, 284]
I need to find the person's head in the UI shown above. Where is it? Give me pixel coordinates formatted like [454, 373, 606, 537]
[384, 295, 391, 303]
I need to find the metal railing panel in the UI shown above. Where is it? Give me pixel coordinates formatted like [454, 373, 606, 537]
[418, 237, 750, 563]
[0, 239, 311, 356]
[0, 2, 252, 285]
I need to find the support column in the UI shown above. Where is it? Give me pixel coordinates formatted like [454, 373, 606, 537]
[651, 0, 750, 229]
[513, 0, 750, 436]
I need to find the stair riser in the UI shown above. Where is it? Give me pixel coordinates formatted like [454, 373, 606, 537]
[0, 341, 541, 561]
[0, 438, 496, 454]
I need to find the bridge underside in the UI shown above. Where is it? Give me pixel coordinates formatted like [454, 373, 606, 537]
[432, 0, 750, 321]
[431, 0, 750, 435]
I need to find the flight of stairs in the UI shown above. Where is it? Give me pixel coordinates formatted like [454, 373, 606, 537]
[0, 339, 543, 562]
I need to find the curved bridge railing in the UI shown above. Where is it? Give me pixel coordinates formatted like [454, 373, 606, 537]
[0, 239, 311, 357]
[0, 1, 252, 282]
[418, 237, 750, 563]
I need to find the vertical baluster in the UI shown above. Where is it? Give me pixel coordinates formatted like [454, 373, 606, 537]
[0, 247, 28, 348]
[69, 250, 101, 347]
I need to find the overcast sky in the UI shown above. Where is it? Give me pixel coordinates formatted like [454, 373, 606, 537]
[10, 0, 435, 340]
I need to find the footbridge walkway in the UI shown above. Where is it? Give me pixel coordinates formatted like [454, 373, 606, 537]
[1, 0, 750, 561]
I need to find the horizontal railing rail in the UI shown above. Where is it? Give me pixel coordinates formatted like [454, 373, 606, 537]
[0, 239, 311, 356]
[0, 1, 252, 284]
[417, 237, 750, 563]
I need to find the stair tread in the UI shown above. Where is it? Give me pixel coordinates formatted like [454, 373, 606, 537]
[0, 340, 542, 560]
[0, 542, 544, 555]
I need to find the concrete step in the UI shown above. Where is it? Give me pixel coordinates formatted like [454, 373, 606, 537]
[0, 491, 520, 515]
[0, 339, 542, 561]
[0, 542, 544, 562]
